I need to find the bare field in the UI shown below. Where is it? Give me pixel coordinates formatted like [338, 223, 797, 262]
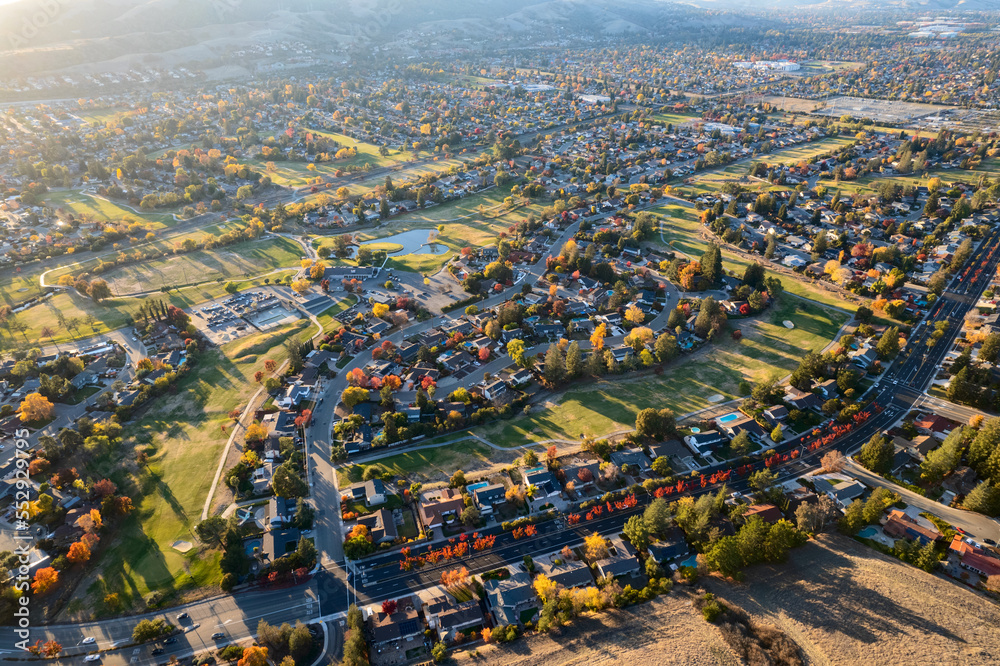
[706, 534, 1000, 665]
[471, 593, 739, 666]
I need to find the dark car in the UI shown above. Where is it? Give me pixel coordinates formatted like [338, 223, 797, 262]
[986, 538, 997, 546]
[152, 649, 164, 656]
[163, 638, 177, 645]
[176, 613, 189, 622]
[211, 633, 226, 641]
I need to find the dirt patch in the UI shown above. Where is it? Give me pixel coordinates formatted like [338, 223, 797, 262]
[705, 534, 1000, 665]
[471, 593, 739, 666]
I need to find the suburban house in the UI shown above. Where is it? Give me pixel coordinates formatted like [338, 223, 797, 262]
[684, 430, 727, 455]
[741, 503, 783, 524]
[364, 478, 388, 507]
[424, 596, 486, 643]
[522, 467, 561, 498]
[418, 488, 466, 529]
[369, 599, 423, 647]
[719, 415, 766, 440]
[356, 508, 397, 543]
[484, 572, 541, 626]
[813, 478, 866, 507]
[647, 527, 690, 564]
[596, 551, 641, 580]
[536, 559, 594, 590]
[472, 484, 507, 515]
[762, 405, 788, 425]
[609, 448, 651, 472]
[261, 528, 301, 562]
[882, 510, 942, 545]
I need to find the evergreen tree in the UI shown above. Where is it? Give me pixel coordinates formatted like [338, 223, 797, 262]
[544, 344, 565, 385]
[701, 244, 723, 286]
[565, 341, 582, 379]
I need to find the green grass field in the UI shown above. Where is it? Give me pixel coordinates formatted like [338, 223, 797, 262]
[336, 439, 495, 486]
[477, 298, 847, 447]
[43, 190, 176, 229]
[652, 111, 701, 126]
[763, 137, 857, 166]
[79, 324, 309, 613]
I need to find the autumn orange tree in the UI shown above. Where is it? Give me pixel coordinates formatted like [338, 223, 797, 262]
[19, 393, 54, 423]
[440, 567, 469, 588]
[31, 567, 58, 595]
[237, 646, 268, 666]
[66, 541, 91, 564]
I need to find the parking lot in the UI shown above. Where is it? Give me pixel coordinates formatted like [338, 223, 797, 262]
[190, 290, 300, 345]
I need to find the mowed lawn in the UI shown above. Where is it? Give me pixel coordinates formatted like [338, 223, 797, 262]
[42, 190, 176, 229]
[96, 236, 303, 294]
[336, 439, 495, 487]
[477, 298, 847, 447]
[764, 136, 857, 166]
[79, 324, 308, 613]
[650, 202, 863, 313]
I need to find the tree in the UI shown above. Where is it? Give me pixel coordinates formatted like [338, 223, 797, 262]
[651, 456, 672, 477]
[590, 322, 607, 351]
[544, 344, 565, 385]
[701, 244, 723, 286]
[634, 408, 676, 440]
[749, 468, 776, 493]
[654, 333, 679, 363]
[770, 424, 783, 442]
[507, 339, 527, 367]
[31, 567, 58, 595]
[964, 481, 1000, 516]
[821, 450, 845, 473]
[623, 515, 650, 551]
[533, 574, 558, 603]
[450, 470, 467, 488]
[643, 498, 673, 535]
[132, 618, 170, 643]
[731, 430, 753, 455]
[66, 541, 91, 564]
[857, 433, 894, 474]
[88, 279, 112, 302]
[876, 326, 900, 359]
[237, 646, 269, 666]
[584, 533, 609, 562]
[272, 463, 308, 498]
[565, 341, 582, 379]
[19, 393, 54, 423]
[704, 536, 744, 579]
[920, 428, 963, 482]
[625, 304, 645, 325]
[460, 505, 480, 527]
[839, 499, 867, 535]
[432, 642, 447, 663]
[795, 495, 836, 533]
[341, 386, 369, 410]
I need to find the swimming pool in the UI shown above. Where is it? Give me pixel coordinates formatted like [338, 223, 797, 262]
[717, 412, 740, 424]
[244, 538, 262, 556]
[678, 555, 698, 568]
[858, 526, 879, 539]
[467, 481, 489, 493]
[690, 427, 701, 434]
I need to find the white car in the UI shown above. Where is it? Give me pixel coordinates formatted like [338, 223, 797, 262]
[84, 655, 101, 662]
[80, 638, 96, 645]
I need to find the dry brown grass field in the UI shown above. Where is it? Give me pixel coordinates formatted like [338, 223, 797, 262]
[466, 534, 1000, 666]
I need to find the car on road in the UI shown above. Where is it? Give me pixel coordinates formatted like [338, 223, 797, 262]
[163, 638, 177, 645]
[151, 649, 164, 656]
[84, 656, 101, 662]
[985, 538, 997, 546]
[211, 633, 226, 640]
[80, 638, 96, 645]
[176, 613, 189, 621]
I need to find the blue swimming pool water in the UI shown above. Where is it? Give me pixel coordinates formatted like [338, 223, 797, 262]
[679, 555, 698, 568]
[244, 538, 262, 556]
[717, 412, 740, 424]
[467, 481, 489, 492]
[690, 427, 701, 434]
[858, 526, 879, 538]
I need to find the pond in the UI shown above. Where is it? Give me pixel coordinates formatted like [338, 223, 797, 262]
[349, 229, 448, 257]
